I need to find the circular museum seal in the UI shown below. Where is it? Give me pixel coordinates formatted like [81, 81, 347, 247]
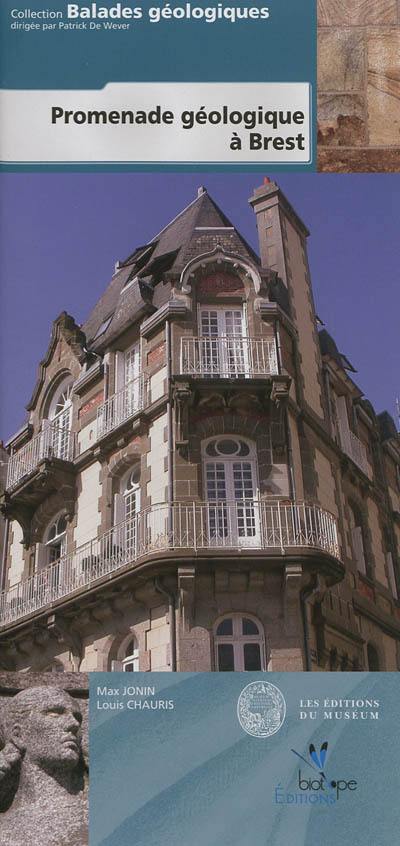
[237, 681, 286, 738]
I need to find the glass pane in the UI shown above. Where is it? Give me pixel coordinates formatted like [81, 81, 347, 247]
[217, 643, 235, 671]
[201, 311, 218, 337]
[123, 663, 134, 672]
[216, 618, 233, 636]
[243, 643, 261, 671]
[125, 640, 134, 657]
[57, 515, 67, 534]
[238, 441, 250, 457]
[217, 439, 238, 455]
[242, 618, 259, 635]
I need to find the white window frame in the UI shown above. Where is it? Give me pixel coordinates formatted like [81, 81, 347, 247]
[44, 512, 67, 565]
[202, 437, 260, 546]
[197, 304, 249, 377]
[113, 465, 141, 560]
[43, 376, 73, 461]
[214, 614, 267, 671]
[121, 637, 139, 672]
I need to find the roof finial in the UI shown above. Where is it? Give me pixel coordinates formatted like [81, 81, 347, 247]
[197, 186, 207, 197]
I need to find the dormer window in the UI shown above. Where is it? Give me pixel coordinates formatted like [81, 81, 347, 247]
[92, 315, 113, 341]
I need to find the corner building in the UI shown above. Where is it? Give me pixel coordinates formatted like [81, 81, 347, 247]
[1, 181, 400, 674]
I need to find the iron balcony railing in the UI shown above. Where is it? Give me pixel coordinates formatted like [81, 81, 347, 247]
[180, 336, 279, 378]
[340, 429, 370, 476]
[96, 375, 149, 440]
[6, 424, 75, 490]
[0, 500, 339, 626]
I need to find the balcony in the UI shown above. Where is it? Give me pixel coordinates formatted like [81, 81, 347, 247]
[6, 423, 75, 491]
[96, 375, 149, 440]
[340, 430, 370, 476]
[180, 336, 279, 378]
[0, 500, 341, 627]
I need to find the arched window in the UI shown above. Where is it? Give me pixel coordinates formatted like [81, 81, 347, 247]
[113, 465, 141, 558]
[367, 643, 380, 671]
[45, 375, 74, 461]
[45, 513, 67, 564]
[122, 638, 139, 672]
[48, 375, 73, 425]
[214, 614, 266, 671]
[202, 437, 259, 546]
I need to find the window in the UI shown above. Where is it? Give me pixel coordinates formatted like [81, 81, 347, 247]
[214, 615, 266, 671]
[45, 514, 67, 564]
[122, 638, 139, 672]
[114, 344, 141, 416]
[45, 375, 74, 461]
[124, 345, 140, 386]
[199, 306, 248, 376]
[367, 643, 380, 671]
[113, 465, 141, 558]
[386, 551, 398, 600]
[92, 315, 113, 341]
[111, 635, 140, 671]
[202, 437, 259, 546]
[348, 504, 368, 576]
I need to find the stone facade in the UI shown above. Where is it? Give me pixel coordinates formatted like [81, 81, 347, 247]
[0, 182, 399, 676]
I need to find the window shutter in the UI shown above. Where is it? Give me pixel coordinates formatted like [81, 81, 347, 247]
[351, 526, 366, 574]
[111, 660, 123, 671]
[336, 395, 350, 453]
[115, 351, 125, 393]
[35, 543, 47, 571]
[386, 552, 398, 600]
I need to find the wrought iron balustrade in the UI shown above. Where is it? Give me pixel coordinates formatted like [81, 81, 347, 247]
[0, 500, 340, 626]
[340, 429, 370, 476]
[6, 424, 75, 490]
[180, 336, 279, 378]
[96, 375, 149, 439]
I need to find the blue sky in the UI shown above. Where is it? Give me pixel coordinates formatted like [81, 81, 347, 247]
[0, 172, 398, 441]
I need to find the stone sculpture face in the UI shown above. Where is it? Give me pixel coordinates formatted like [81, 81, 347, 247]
[8, 687, 83, 769]
[0, 686, 88, 846]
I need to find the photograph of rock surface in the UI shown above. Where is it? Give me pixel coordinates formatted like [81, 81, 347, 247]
[0, 672, 88, 846]
[318, 0, 400, 171]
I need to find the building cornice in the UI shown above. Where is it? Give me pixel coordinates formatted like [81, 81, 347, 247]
[140, 300, 188, 338]
[4, 423, 32, 451]
[72, 360, 104, 397]
[353, 594, 400, 640]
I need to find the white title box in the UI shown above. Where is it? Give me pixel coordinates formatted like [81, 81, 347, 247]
[0, 82, 311, 164]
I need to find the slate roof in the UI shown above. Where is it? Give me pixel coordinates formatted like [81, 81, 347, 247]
[82, 188, 260, 350]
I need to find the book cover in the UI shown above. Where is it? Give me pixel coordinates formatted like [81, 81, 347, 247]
[0, 1, 399, 845]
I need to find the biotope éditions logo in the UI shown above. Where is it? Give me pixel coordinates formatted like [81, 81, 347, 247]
[237, 681, 286, 738]
[274, 741, 359, 806]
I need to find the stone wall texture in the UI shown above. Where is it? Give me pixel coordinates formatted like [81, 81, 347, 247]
[318, 1, 400, 171]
